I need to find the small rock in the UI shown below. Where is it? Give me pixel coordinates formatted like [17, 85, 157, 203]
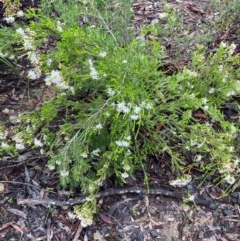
[208, 203, 217, 210]
[9, 115, 20, 124]
[0, 183, 5, 193]
[2, 108, 10, 114]
[223, 209, 234, 216]
[231, 192, 239, 198]
[101, 225, 111, 235]
[198, 231, 204, 239]
[150, 230, 158, 238]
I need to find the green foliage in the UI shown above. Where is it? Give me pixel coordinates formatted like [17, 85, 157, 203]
[0, 27, 21, 72]
[0, 0, 239, 225]
[213, 0, 240, 31]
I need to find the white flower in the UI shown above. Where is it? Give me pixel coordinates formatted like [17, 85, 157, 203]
[121, 172, 129, 179]
[124, 165, 131, 171]
[187, 195, 195, 202]
[201, 98, 208, 105]
[185, 69, 198, 77]
[88, 59, 98, 80]
[122, 60, 128, 64]
[116, 102, 130, 113]
[107, 87, 115, 97]
[234, 159, 239, 167]
[69, 86, 75, 94]
[224, 174, 235, 185]
[229, 43, 236, 55]
[133, 106, 141, 114]
[48, 165, 55, 170]
[194, 155, 202, 162]
[45, 70, 68, 89]
[136, 35, 145, 41]
[16, 27, 26, 37]
[203, 105, 209, 111]
[125, 136, 131, 141]
[15, 143, 25, 150]
[95, 123, 103, 129]
[226, 90, 235, 97]
[23, 38, 34, 50]
[56, 21, 63, 32]
[130, 114, 139, 120]
[12, 133, 23, 143]
[151, 19, 159, 24]
[60, 170, 69, 177]
[105, 112, 110, 117]
[40, 148, 44, 155]
[141, 101, 152, 109]
[56, 160, 61, 165]
[79, 217, 93, 227]
[16, 10, 24, 17]
[208, 88, 215, 94]
[47, 58, 53, 66]
[1, 142, 9, 148]
[67, 212, 77, 220]
[28, 68, 41, 80]
[190, 139, 197, 146]
[34, 138, 43, 147]
[229, 146, 234, 152]
[80, 153, 88, 158]
[0, 132, 6, 140]
[169, 175, 192, 187]
[29, 52, 39, 66]
[218, 65, 223, 71]
[115, 140, 130, 147]
[220, 42, 227, 48]
[91, 148, 100, 156]
[0, 52, 6, 58]
[4, 16, 15, 23]
[99, 51, 107, 58]
[9, 55, 15, 60]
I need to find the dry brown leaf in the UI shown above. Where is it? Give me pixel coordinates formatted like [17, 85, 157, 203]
[0, 183, 5, 193]
[98, 213, 113, 224]
[7, 208, 27, 219]
[93, 230, 106, 241]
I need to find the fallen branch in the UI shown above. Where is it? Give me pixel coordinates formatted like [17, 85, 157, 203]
[17, 186, 216, 207]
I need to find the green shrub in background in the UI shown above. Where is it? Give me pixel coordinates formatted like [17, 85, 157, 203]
[0, 0, 239, 226]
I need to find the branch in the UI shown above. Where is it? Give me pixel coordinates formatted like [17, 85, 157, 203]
[17, 187, 214, 207]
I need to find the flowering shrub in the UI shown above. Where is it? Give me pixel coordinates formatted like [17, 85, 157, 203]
[0, 0, 240, 225]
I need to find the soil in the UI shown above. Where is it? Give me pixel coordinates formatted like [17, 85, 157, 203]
[0, 1, 240, 241]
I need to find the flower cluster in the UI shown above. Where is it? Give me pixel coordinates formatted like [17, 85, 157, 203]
[45, 70, 74, 92]
[220, 41, 237, 56]
[115, 136, 131, 147]
[3, 11, 24, 24]
[111, 101, 153, 121]
[34, 138, 43, 147]
[88, 59, 98, 80]
[4, 16, 15, 24]
[169, 174, 192, 187]
[16, 28, 43, 80]
[60, 170, 69, 177]
[16, 28, 36, 51]
[12, 133, 25, 150]
[201, 98, 209, 111]
[218, 158, 239, 185]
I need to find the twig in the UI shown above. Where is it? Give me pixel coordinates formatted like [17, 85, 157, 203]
[72, 222, 83, 241]
[0, 180, 41, 190]
[17, 187, 213, 207]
